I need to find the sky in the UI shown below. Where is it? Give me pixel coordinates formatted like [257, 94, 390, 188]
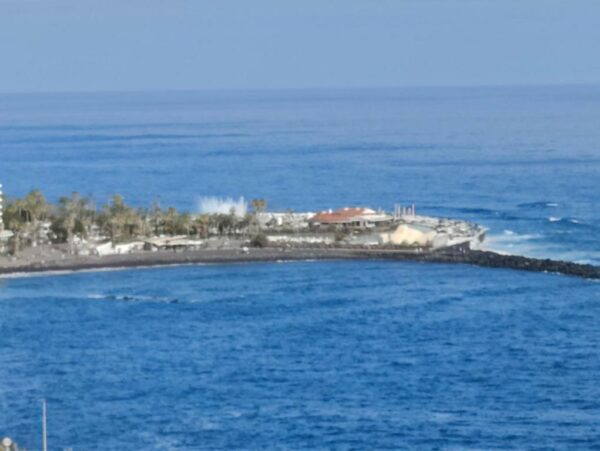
[0, 0, 599, 93]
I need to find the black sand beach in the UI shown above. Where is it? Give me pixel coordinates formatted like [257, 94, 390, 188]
[1, 246, 599, 280]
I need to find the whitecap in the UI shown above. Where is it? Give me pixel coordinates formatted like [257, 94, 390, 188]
[482, 231, 543, 257]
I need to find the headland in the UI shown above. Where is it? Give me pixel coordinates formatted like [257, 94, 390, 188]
[0, 190, 598, 279]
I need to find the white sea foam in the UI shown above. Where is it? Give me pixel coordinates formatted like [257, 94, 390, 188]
[548, 251, 600, 266]
[483, 231, 600, 265]
[198, 196, 247, 217]
[0, 266, 130, 280]
[0, 269, 88, 279]
[482, 230, 543, 257]
[548, 216, 582, 225]
[0, 262, 208, 280]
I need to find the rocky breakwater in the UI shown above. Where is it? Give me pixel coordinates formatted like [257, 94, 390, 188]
[416, 244, 600, 280]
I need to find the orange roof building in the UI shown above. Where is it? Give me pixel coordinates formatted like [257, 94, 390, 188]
[309, 207, 392, 227]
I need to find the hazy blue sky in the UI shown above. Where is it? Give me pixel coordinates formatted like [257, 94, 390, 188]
[1, 0, 599, 92]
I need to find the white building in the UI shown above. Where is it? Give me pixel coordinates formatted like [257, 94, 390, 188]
[309, 207, 393, 229]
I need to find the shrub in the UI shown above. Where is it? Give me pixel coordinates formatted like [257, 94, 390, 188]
[334, 230, 348, 243]
[250, 233, 269, 248]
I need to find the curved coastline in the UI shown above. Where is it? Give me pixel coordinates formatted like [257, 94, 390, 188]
[0, 246, 599, 280]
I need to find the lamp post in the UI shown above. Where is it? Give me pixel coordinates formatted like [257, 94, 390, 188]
[0, 183, 3, 231]
[42, 399, 47, 451]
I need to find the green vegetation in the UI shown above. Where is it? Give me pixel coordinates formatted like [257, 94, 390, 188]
[1, 189, 262, 255]
[250, 233, 269, 248]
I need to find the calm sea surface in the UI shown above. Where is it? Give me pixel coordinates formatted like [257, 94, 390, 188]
[0, 87, 599, 449]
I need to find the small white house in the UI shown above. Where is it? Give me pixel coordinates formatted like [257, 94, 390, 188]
[95, 241, 145, 257]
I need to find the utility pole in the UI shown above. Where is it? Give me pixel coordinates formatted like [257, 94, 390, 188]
[42, 399, 47, 451]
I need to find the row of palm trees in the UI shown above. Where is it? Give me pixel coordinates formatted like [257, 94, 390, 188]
[1, 190, 263, 254]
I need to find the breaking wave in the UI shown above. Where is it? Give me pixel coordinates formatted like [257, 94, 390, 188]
[483, 229, 600, 265]
[198, 196, 248, 217]
[482, 230, 544, 257]
[548, 216, 584, 226]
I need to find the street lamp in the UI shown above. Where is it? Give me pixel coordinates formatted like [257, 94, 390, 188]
[0, 183, 3, 231]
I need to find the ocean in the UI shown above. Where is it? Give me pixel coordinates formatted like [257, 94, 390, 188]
[1, 86, 599, 449]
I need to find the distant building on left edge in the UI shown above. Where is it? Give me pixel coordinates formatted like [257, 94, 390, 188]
[0, 183, 15, 253]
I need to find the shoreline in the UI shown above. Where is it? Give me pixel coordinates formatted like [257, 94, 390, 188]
[1, 246, 599, 280]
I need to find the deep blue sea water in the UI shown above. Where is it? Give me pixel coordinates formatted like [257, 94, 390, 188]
[1, 87, 599, 449]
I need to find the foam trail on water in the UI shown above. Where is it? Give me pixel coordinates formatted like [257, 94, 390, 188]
[517, 201, 559, 208]
[87, 293, 180, 303]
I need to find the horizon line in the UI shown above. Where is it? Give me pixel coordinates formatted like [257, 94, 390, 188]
[1, 81, 599, 97]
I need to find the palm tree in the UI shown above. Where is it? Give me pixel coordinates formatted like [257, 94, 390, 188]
[1, 190, 51, 250]
[103, 195, 143, 243]
[179, 212, 192, 236]
[250, 198, 267, 234]
[163, 207, 179, 235]
[24, 189, 49, 215]
[57, 192, 90, 253]
[193, 214, 211, 239]
[215, 213, 235, 236]
[149, 200, 164, 236]
[3, 200, 27, 255]
[136, 207, 151, 238]
[237, 214, 251, 235]
[25, 190, 50, 246]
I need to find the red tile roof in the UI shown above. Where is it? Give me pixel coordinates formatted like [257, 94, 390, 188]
[310, 207, 376, 224]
